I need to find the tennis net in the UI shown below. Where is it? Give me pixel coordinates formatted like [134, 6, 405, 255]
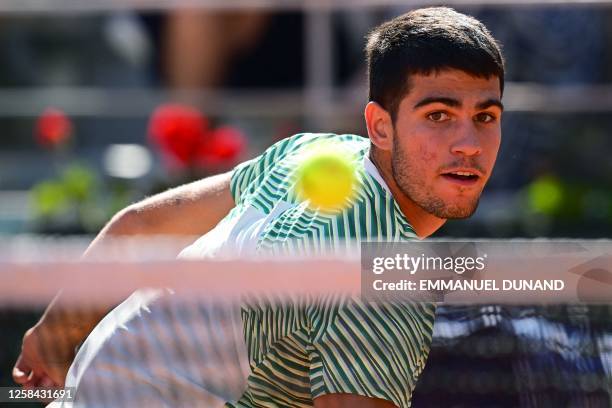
[2, 236, 612, 407]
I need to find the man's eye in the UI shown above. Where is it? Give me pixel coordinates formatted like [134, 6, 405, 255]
[475, 113, 496, 123]
[427, 112, 449, 122]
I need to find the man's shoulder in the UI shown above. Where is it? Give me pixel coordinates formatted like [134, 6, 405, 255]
[276, 132, 369, 157]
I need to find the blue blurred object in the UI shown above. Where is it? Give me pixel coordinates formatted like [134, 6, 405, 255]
[412, 305, 612, 407]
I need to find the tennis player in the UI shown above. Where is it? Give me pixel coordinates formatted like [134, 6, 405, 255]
[14, 7, 504, 407]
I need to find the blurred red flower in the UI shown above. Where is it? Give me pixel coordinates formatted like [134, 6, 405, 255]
[148, 104, 209, 167]
[149, 104, 246, 171]
[199, 126, 246, 166]
[36, 108, 72, 148]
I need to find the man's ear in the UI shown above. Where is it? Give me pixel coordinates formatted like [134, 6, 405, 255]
[364, 101, 394, 152]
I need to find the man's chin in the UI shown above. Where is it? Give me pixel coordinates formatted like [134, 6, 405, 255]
[429, 198, 480, 219]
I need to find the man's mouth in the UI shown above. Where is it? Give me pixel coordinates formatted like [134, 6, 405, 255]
[440, 170, 481, 186]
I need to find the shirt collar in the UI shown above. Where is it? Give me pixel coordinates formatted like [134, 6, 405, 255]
[363, 152, 392, 195]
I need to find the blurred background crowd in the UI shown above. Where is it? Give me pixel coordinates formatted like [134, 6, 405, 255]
[0, 1, 611, 238]
[1, 1, 611, 407]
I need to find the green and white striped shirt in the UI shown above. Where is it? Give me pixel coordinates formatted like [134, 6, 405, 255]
[62, 133, 435, 408]
[223, 133, 436, 408]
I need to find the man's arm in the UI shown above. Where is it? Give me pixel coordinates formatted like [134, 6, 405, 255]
[12, 171, 235, 388]
[314, 394, 398, 408]
[93, 171, 234, 238]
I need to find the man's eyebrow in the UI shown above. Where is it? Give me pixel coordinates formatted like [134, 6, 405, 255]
[476, 99, 504, 112]
[413, 97, 461, 110]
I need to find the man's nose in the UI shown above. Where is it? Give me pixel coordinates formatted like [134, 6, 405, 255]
[450, 123, 482, 157]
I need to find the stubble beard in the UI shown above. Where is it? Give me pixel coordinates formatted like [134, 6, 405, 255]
[391, 135, 480, 219]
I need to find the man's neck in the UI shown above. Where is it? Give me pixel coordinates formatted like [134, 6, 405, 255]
[369, 149, 446, 239]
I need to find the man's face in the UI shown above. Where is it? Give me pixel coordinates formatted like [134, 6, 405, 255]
[391, 69, 502, 219]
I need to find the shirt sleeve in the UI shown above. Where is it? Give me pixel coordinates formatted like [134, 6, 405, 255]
[229, 133, 306, 205]
[230, 132, 346, 205]
[307, 297, 436, 408]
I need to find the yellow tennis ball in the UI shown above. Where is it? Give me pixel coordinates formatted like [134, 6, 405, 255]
[295, 151, 357, 211]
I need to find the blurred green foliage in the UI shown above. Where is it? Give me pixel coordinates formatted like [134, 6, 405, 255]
[527, 175, 564, 215]
[30, 164, 132, 234]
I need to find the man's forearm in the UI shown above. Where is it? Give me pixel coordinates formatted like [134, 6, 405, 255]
[37, 172, 236, 351]
[35, 208, 158, 350]
[36, 296, 108, 350]
[314, 394, 398, 408]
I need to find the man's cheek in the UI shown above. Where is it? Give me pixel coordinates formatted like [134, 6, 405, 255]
[417, 143, 438, 162]
[485, 140, 501, 172]
[487, 130, 502, 157]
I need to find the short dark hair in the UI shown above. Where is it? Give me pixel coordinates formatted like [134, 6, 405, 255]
[366, 7, 505, 122]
